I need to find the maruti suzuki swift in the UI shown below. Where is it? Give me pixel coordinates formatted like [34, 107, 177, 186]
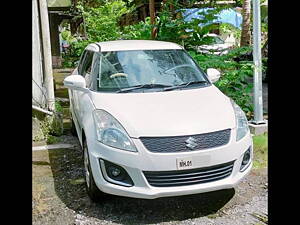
[63, 40, 252, 201]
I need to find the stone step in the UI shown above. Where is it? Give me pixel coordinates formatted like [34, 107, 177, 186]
[32, 143, 77, 151]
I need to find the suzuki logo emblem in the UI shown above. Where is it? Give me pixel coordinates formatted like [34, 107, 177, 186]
[185, 137, 198, 150]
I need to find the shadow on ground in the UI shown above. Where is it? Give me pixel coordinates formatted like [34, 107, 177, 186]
[45, 146, 235, 224]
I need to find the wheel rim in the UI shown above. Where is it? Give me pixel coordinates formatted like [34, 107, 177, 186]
[84, 146, 90, 188]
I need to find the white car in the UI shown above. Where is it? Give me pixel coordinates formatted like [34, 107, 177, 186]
[64, 40, 252, 201]
[197, 34, 234, 55]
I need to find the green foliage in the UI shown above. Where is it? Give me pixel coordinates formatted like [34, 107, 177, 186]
[155, 4, 227, 48]
[122, 17, 152, 40]
[68, 40, 91, 59]
[78, 0, 133, 42]
[61, 29, 76, 43]
[122, 1, 229, 49]
[216, 63, 254, 117]
[46, 135, 60, 145]
[63, 0, 133, 66]
[63, 0, 248, 64]
[62, 58, 75, 68]
[155, 10, 187, 44]
[55, 101, 63, 113]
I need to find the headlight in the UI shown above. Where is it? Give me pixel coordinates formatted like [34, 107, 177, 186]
[93, 110, 137, 152]
[230, 99, 249, 141]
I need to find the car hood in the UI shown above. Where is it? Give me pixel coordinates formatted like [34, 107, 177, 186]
[90, 86, 235, 138]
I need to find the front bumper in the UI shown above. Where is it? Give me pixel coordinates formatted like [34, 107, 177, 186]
[87, 129, 253, 199]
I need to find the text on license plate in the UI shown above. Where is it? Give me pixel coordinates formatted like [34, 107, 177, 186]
[176, 157, 194, 170]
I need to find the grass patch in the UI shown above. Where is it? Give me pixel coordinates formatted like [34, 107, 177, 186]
[46, 135, 60, 145]
[253, 133, 268, 169]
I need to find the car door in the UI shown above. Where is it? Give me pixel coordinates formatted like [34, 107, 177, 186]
[72, 50, 95, 129]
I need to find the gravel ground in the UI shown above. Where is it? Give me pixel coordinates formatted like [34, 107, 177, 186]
[32, 135, 267, 225]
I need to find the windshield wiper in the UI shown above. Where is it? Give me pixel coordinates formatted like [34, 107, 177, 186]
[163, 80, 208, 91]
[117, 84, 173, 93]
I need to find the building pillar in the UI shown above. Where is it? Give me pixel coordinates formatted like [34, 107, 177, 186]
[49, 13, 62, 68]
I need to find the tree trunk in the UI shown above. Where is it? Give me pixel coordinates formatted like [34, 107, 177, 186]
[240, 0, 251, 46]
[149, 0, 156, 39]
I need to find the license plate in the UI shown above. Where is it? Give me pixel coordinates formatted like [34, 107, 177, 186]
[176, 157, 194, 170]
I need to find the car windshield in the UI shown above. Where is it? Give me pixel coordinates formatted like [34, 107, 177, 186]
[97, 49, 209, 93]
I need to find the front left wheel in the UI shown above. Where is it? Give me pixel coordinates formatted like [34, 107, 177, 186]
[70, 118, 77, 137]
[83, 140, 105, 202]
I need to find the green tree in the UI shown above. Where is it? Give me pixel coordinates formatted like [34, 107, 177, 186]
[78, 0, 133, 42]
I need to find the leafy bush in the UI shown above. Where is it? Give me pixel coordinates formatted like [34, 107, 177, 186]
[122, 17, 153, 40]
[216, 63, 254, 117]
[55, 101, 63, 113]
[61, 29, 76, 43]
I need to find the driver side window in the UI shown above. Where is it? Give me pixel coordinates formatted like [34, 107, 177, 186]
[99, 52, 129, 89]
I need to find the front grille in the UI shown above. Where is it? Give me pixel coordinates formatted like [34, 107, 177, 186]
[143, 161, 234, 187]
[140, 129, 231, 153]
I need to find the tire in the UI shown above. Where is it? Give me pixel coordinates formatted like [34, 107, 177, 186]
[83, 140, 105, 202]
[70, 118, 77, 137]
[69, 110, 77, 137]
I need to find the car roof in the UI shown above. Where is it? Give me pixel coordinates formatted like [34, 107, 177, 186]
[85, 40, 183, 52]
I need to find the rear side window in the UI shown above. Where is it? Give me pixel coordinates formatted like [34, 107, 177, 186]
[77, 51, 86, 75]
[78, 50, 94, 76]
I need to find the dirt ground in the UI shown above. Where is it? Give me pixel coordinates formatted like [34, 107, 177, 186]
[32, 135, 267, 225]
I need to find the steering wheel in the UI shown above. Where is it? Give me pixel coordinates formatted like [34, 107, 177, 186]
[163, 64, 196, 74]
[110, 73, 128, 79]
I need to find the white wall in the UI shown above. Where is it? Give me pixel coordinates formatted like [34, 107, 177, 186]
[32, 0, 47, 108]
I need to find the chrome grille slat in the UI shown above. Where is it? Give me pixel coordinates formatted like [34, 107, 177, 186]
[140, 129, 231, 153]
[148, 172, 232, 187]
[143, 161, 234, 187]
[147, 167, 233, 182]
[145, 164, 234, 179]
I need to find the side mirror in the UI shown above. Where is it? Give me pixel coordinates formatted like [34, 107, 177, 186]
[63, 75, 88, 92]
[207, 68, 221, 83]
